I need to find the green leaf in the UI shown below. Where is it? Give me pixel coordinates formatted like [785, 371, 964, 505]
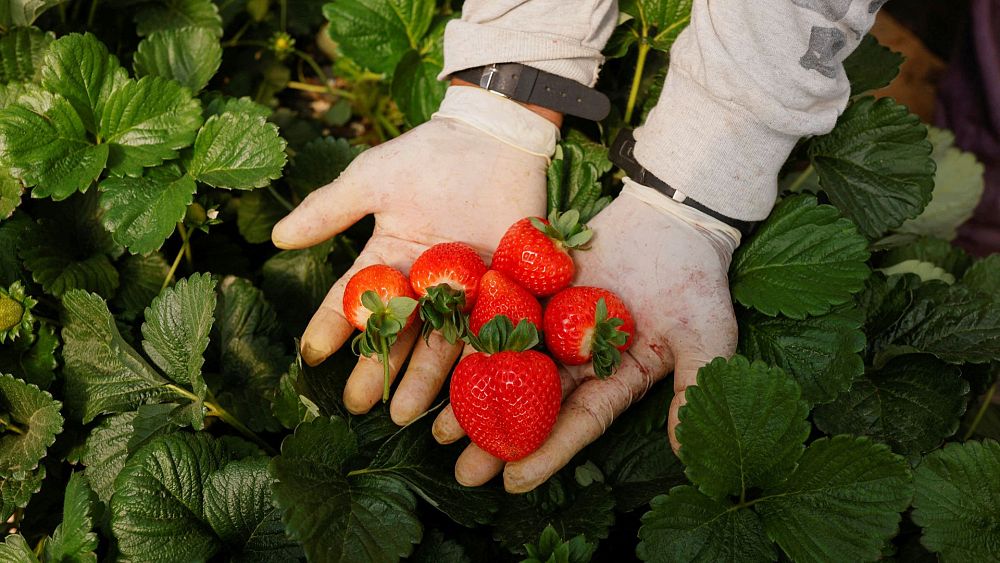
[261, 242, 335, 329]
[411, 529, 470, 563]
[897, 127, 985, 240]
[731, 194, 870, 318]
[392, 49, 445, 127]
[62, 290, 170, 422]
[0, 90, 109, 199]
[203, 457, 302, 561]
[0, 211, 30, 286]
[0, 0, 62, 27]
[911, 440, 1000, 562]
[0, 323, 58, 389]
[134, 0, 223, 37]
[141, 273, 215, 426]
[756, 436, 913, 563]
[0, 167, 22, 219]
[99, 76, 203, 177]
[81, 412, 137, 503]
[188, 112, 287, 189]
[962, 254, 1000, 297]
[272, 361, 319, 430]
[211, 276, 288, 433]
[369, 416, 501, 527]
[110, 432, 239, 561]
[547, 139, 612, 223]
[879, 259, 955, 285]
[99, 166, 196, 254]
[813, 354, 969, 460]
[287, 136, 360, 197]
[843, 34, 903, 96]
[237, 188, 287, 244]
[738, 307, 866, 405]
[494, 473, 615, 555]
[270, 416, 422, 562]
[881, 236, 973, 277]
[0, 373, 63, 479]
[134, 28, 221, 92]
[39, 32, 128, 133]
[0, 534, 38, 563]
[0, 26, 53, 84]
[876, 284, 1000, 365]
[323, 0, 435, 74]
[524, 524, 596, 563]
[112, 252, 170, 320]
[44, 472, 98, 563]
[621, 0, 693, 52]
[1, 467, 44, 520]
[808, 96, 935, 239]
[637, 486, 775, 563]
[675, 356, 810, 500]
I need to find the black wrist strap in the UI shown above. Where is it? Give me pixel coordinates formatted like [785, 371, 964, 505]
[610, 129, 758, 238]
[453, 63, 610, 121]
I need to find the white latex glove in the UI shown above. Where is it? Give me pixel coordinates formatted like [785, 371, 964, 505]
[432, 178, 740, 492]
[271, 86, 555, 423]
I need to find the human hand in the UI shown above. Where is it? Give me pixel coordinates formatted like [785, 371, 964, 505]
[271, 86, 555, 423]
[432, 179, 740, 492]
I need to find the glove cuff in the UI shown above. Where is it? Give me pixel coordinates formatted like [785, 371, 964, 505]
[622, 178, 741, 259]
[432, 85, 560, 160]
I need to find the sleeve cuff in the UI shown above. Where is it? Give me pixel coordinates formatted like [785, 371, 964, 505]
[632, 68, 800, 222]
[439, 19, 606, 87]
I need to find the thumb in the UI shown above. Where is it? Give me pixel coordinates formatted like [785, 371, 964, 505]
[271, 161, 374, 249]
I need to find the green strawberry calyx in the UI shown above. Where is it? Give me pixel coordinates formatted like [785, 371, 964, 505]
[418, 284, 468, 346]
[466, 315, 539, 354]
[590, 298, 628, 379]
[0, 282, 37, 344]
[530, 209, 594, 251]
[351, 290, 418, 402]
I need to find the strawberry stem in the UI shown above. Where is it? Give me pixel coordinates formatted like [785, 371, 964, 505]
[379, 334, 392, 402]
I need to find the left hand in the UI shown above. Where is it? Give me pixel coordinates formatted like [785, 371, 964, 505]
[432, 180, 741, 492]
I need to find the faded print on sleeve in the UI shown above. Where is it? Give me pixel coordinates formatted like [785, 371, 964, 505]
[792, 0, 852, 21]
[800, 26, 847, 78]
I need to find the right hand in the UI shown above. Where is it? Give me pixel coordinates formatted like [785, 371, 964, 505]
[270, 86, 554, 425]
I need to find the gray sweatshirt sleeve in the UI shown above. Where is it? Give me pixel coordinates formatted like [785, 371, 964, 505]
[438, 0, 619, 87]
[633, 1, 886, 221]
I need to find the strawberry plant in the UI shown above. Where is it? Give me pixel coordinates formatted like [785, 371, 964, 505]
[0, 0, 998, 562]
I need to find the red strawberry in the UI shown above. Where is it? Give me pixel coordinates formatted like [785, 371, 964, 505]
[491, 210, 593, 297]
[343, 264, 418, 401]
[409, 243, 488, 344]
[543, 286, 634, 378]
[469, 270, 542, 336]
[450, 317, 561, 461]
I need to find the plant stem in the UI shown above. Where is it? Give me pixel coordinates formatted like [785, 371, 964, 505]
[165, 384, 278, 455]
[32, 314, 60, 326]
[161, 241, 186, 292]
[286, 81, 329, 94]
[787, 164, 815, 193]
[223, 19, 252, 48]
[379, 336, 392, 402]
[963, 382, 997, 440]
[294, 49, 357, 100]
[176, 222, 193, 269]
[279, 0, 287, 31]
[207, 402, 278, 455]
[86, 0, 99, 28]
[268, 186, 295, 212]
[624, 40, 651, 124]
[0, 419, 25, 435]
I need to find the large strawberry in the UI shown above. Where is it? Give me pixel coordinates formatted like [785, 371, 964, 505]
[543, 286, 634, 378]
[409, 242, 487, 344]
[469, 270, 542, 336]
[491, 209, 593, 297]
[450, 316, 561, 461]
[343, 264, 418, 401]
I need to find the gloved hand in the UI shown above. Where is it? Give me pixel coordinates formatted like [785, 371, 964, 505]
[271, 85, 556, 423]
[432, 179, 741, 492]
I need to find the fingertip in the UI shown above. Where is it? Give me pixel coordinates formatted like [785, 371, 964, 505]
[432, 405, 465, 444]
[455, 445, 504, 487]
[300, 308, 354, 366]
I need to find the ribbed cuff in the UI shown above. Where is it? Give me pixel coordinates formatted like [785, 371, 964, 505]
[433, 86, 560, 159]
[439, 20, 605, 87]
[633, 68, 799, 221]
